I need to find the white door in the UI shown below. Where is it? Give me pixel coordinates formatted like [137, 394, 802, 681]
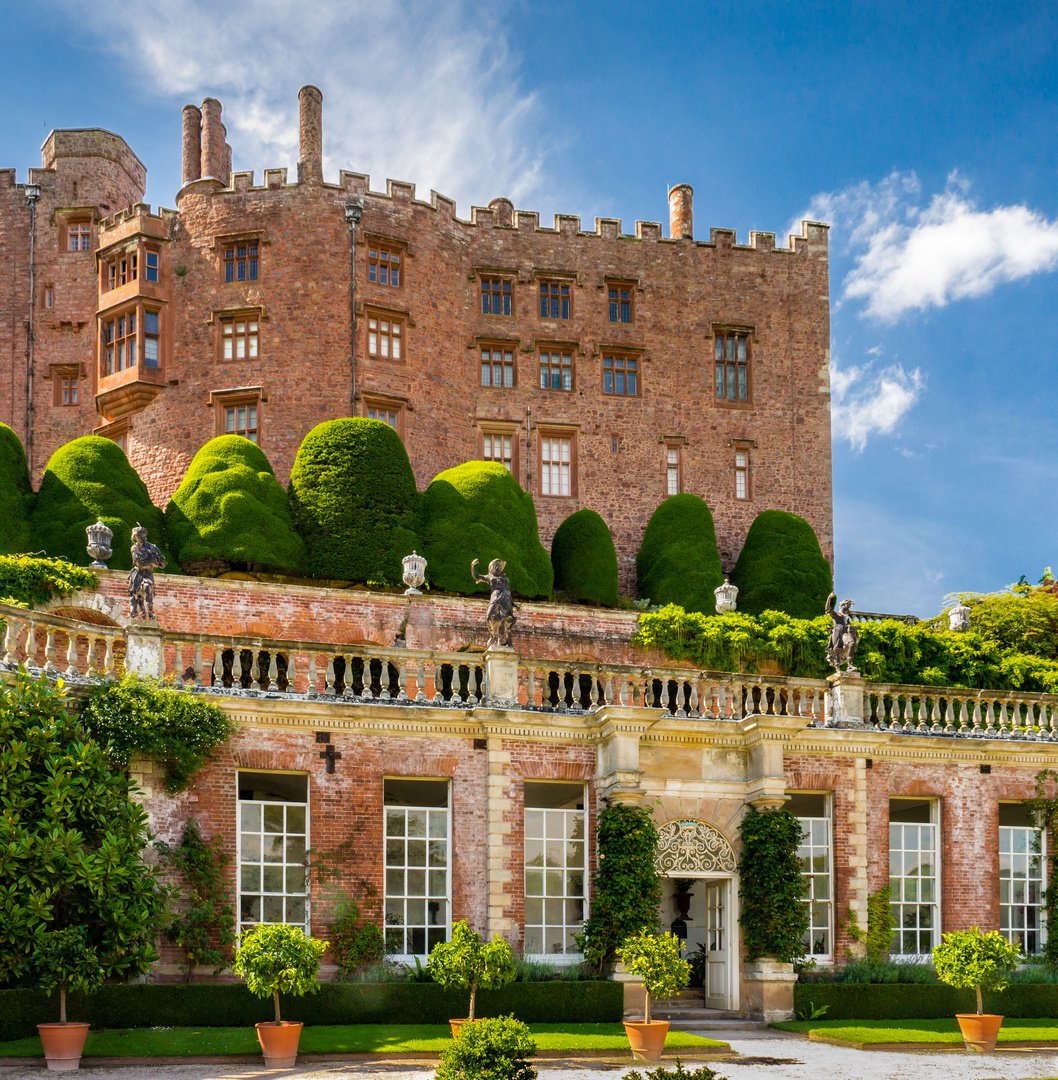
[705, 880, 729, 1009]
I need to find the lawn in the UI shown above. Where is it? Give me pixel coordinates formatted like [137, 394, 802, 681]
[774, 1018, 1058, 1045]
[0, 1023, 729, 1058]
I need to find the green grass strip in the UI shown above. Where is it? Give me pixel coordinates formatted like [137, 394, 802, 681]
[773, 1017, 1058, 1045]
[0, 1023, 728, 1058]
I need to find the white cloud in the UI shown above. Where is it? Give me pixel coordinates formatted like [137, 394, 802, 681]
[800, 171, 1058, 320]
[68, 0, 546, 212]
[831, 359, 924, 451]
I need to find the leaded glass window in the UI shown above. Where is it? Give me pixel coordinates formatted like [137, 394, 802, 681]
[715, 333, 749, 402]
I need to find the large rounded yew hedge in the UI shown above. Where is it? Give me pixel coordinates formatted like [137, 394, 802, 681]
[551, 509, 619, 605]
[0, 424, 33, 555]
[731, 509, 833, 619]
[288, 418, 420, 583]
[635, 494, 723, 613]
[31, 436, 170, 571]
[421, 461, 552, 599]
[165, 436, 305, 574]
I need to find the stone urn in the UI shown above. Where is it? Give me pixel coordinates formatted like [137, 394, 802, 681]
[714, 578, 738, 614]
[949, 603, 971, 632]
[85, 519, 113, 569]
[402, 550, 427, 595]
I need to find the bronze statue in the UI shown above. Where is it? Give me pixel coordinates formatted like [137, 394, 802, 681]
[825, 592, 859, 673]
[471, 558, 516, 647]
[128, 525, 166, 620]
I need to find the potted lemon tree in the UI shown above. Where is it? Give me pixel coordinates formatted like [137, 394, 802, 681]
[32, 927, 105, 1072]
[427, 920, 516, 1037]
[232, 923, 328, 1068]
[616, 929, 690, 1061]
[932, 926, 1020, 1052]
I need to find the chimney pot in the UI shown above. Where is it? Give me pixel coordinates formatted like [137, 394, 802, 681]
[181, 105, 202, 186]
[298, 85, 324, 183]
[668, 183, 693, 240]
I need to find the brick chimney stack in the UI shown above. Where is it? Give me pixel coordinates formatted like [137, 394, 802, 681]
[200, 98, 226, 181]
[298, 85, 324, 183]
[668, 184, 693, 240]
[181, 105, 202, 186]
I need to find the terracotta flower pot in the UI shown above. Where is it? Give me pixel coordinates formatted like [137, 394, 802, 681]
[623, 1020, 670, 1061]
[255, 1021, 303, 1067]
[449, 1018, 469, 1038]
[37, 1023, 90, 1072]
[956, 1013, 1003, 1053]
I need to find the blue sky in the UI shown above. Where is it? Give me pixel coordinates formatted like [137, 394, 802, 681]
[3, 0, 1057, 617]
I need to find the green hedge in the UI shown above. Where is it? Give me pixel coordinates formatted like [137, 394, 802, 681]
[0, 981, 621, 1040]
[0, 423, 33, 555]
[165, 436, 305, 575]
[793, 981, 1058, 1020]
[635, 494, 723, 614]
[551, 509, 618, 605]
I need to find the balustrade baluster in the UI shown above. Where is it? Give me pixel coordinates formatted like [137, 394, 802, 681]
[284, 650, 296, 693]
[897, 696, 910, 732]
[174, 641, 184, 684]
[996, 700, 1008, 736]
[525, 666, 536, 706]
[688, 679, 699, 717]
[342, 654, 356, 698]
[467, 666, 479, 706]
[268, 651, 279, 691]
[325, 654, 337, 696]
[3, 616, 22, 665]
[397, 657, 409, 701]
[416, 658, 427, 702]
[44, 629, 57, 673]
[191, 643, 202, 687]
[64, 633, 77, 677]
[942, 698, 954, 734]
[104, 635, 116, 679]
[1049, 703, 1058, 740]
[929, 697, 941, 733]
[914, 696, 926, 732]
[307, 652, 318, 696]
[985, 701, 996, 735]
[432, 661, 446, 704]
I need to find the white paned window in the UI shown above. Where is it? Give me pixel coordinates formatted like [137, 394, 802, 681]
[524, 782, 586, 956]
[889, 799, 939, 956]
[223, 318, 258, 361]
[483, 433, 513, 471]
[735, 450, 749, 499]
[368, 317, 402, 360]
[667, 447, 680, 496]
[384, 779, 450, 957]
[541, 437, 571, 496]
[238, 772, 309, 933]
[368, 407, 399, 429]
[790, 793, 832, 958]
[999, 803, 1047, 955]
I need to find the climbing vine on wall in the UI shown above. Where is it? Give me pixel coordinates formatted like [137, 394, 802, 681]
[0, 554, 97, 609]
[1028, 770, 1058, 966]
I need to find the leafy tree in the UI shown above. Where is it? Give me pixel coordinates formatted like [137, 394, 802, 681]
[427, 920, 517, 1022]
[737, 807, 808, 963]
[0, 672, 168, 983]
[933, 926, 1020, 1015]
[421, 462, 553, 599]
[31, 926, 105, 1024]
[616, 930, 690, 1023]
[730, 510, 833, 620]
[551, 509, 619, 605]
[154, 819, 236, 982]
[576, 804, 661, 975]
[949, 582, 1058, 662]
[30, 436, 171, 570]
[635, 495, 723, 613]
[288, 418, 421, 584]
[0, 423, 33, 555]
[165, 435, 306, 575]
[0, 555, 97, 609]
[232, 923, 328, 1024]
[436, 1014, 537, 1080]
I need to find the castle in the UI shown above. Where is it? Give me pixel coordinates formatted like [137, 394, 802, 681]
[0, 87, 832, 588]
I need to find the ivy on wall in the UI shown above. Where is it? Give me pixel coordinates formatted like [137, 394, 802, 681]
[0, 554, 97, 609]
[1029, 769, 1058, 966]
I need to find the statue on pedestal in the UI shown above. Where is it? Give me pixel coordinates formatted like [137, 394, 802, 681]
[825, 592, 860, 673]
[471, 558, 516, 647]
[128, 526, 166, 620]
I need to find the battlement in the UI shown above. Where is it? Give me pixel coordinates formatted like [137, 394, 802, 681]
[97, 202, 174, 248]
[40, 129, 146, 193]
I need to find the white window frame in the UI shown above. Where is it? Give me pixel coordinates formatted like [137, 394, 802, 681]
[541, 437, 571, 496]
[889, 799, 940, 958]
[999, 811, 1047, 955]
[795, 795, 833, 962]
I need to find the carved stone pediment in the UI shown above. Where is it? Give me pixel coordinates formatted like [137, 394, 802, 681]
[656, 818, 737, 875]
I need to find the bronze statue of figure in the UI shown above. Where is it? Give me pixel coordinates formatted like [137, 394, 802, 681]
[825, 592, 859, 673]
[471, 558, 516, 647]
[129, 525, 166, 620]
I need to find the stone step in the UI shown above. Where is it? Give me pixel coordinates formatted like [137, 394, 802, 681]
[669, 1019, 769, 1030]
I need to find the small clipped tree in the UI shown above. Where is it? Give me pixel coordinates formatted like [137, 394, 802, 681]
[0, 422, 33, 555]
[933, 927, 1020, 1015]
[577, 804, 661, 974]
[635, 494, 723, 613]
[427, 920, 517, 1022]
[165, 435, 306, 575]
[436, 1015, 537, 1080]
[421, 461, 553, 599]
[232, 923, 328, 1024]
[616, 930, 691, 1023]
[551, 509, 619, 605]
[32, 927, 106, 1025]
[30, 435, 171, 570]
[730, 510, 833, 619]
[737, 806, 808, 963]
[288, 418, 420, 584]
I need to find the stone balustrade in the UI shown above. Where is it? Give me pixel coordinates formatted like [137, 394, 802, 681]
[1, 604, 126, 679]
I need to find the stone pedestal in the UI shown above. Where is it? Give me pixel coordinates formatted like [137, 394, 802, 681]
[125, 622, 164, 679]
[827, 672, 867, 727]
[484, 646, 518, 705]
[741, 959, 797, 1022]
[608, 961, 647, 1019]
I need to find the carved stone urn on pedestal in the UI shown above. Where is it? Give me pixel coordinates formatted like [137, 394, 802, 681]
[402, 551, 427, 595]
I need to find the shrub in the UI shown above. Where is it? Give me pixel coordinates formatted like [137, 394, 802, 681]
[0, 554, 96, 609]
[623, 1059, 727, 1080]
[232, 923, 328, 1024]
[551, 509, 619, 605]
[30, 436, 171, 570]
[80, 673, 236, 794]
[729, 510, 832, 620]
[933, 926, 1020, 1014]
[421, 462, 552, 599]
[164, 436, 305, 574]
[329, 899, 385, 979]
[635, 495, 723, 614]
[288, 418, 420, 584]
[436, 1014, 537, 1080]
[0, 423, 33, 555]
[616, 930, 690, 1022]
[428, 920, 517, 1021]
[0, 672, 168, 984]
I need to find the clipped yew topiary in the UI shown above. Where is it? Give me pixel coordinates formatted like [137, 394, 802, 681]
[421, 461, 552, 599]
[30, 436, 170, 571]
[551, 509, 619, 606]
[635, 494, 723, 613]
[165, 436, 305, 575]
[731, 509, 833, 620]
[288, 418, 420, 584]
[0, 423, 33, 555]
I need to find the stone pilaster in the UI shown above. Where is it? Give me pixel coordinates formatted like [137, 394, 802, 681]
[741, 959, 797, 1021]
[739, 714, 804, 808]
[485, 738, 515, 938]
[845, 756, 870, 959]
[591, 706, 659, 805]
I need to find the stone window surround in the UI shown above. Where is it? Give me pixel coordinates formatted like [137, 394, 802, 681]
[604, 277, 637, 325]
[599, 344, 644, 397]
[95, 415, 130, 453]
[210, 231, 267, 285]
[360, 390, 409, 440]
[536, 422, 578, 499]
[477, 268, 517, 317]
[366, 239, 405, 288]
[536, 275, 575, 321]
[99, 301, 165, 379]
[474, 335, 520, 389]
[209, 385, 266, 443]
[478, 418, 522, 481]
[534, 339, 582, 393]
[55, 208, 95, 253]
[712, 322, 756, 409]
[363, 303, 412, 364]
[729, 437, 756, 501]
[661, 435, 687, 496]
[211, 306, 266, 365]
[48, 363, 85, 407]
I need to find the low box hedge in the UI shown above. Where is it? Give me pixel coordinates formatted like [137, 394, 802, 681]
[794, 981, 1058, 1020]
[0, 980, 621, 1041]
